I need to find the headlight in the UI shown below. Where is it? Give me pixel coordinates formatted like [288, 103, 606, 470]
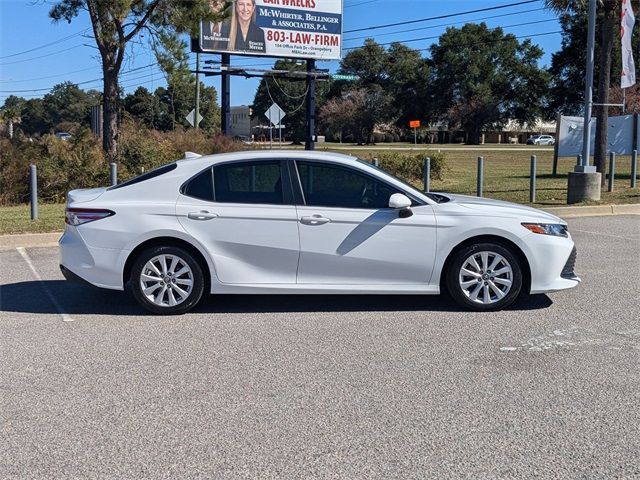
[521, 223, 568, 237]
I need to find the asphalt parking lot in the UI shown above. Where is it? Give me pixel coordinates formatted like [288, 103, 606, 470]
[1, 215, 639, 479]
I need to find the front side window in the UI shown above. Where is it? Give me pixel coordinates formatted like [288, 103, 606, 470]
[214, 161, 284, 205]
[296, 161, 401, 209]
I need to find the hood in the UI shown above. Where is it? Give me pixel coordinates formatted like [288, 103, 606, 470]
[67, 187, 108, 205]
[446, 194, 565, 223]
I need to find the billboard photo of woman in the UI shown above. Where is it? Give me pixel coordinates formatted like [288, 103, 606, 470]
[200, 0, 265, 54]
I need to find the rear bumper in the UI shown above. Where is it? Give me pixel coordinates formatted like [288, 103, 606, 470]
[59, 226, 127, 290]
[60, 264, 95, 286]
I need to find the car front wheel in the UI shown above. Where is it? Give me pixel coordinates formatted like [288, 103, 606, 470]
[131, 246, 205, 315]
[446, 242, 523, 311]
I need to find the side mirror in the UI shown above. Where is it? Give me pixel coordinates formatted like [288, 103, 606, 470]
[389, 193, 411, 209]
[389, 193, 413, 218]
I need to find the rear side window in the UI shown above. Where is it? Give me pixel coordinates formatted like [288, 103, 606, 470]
[108, 163, 177, 190]
[183, 168, 214, 201]
[214, 161, 283, 205]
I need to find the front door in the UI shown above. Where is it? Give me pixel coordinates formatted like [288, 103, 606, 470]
[293, 160, 437, 285]
[176, 159, 300, 284]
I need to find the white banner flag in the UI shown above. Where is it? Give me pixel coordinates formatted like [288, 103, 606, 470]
[621, 0, 636, 88]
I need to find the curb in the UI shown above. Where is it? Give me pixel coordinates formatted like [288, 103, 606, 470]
[543, 204, 640, 218]
[0, 232, 61, 250]
[1, 204, 638, 249]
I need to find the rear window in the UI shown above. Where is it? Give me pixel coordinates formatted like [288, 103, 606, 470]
[183, 167, 214, 201]
[108, 163, 177, 190]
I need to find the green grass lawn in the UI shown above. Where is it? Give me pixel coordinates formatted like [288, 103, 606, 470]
[0, 203, 66, 235]
[329, 146, 640, 207]
[1, 146, 638, 235]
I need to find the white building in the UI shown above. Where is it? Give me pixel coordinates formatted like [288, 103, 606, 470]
[230, 106, 251, 139]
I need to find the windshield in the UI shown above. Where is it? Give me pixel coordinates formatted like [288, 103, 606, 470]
[355, 158, 447, 204]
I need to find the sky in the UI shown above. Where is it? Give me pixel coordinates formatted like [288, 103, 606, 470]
[0, 0, 562, 108]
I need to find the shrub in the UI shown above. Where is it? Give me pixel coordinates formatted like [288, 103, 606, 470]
[0, 123, 246, 206]
[361, 151, 448, 188]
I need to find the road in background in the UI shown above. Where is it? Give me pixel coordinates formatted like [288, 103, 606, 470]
[1, 216, 639, 479]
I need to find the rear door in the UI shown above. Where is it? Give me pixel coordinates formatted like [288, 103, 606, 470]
[175, 159, 300, 284]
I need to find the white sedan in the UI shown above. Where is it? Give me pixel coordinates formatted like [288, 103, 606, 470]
[60, 151, 580, 314]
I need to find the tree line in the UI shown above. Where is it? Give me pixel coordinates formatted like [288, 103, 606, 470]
[1, 1, 639, 166]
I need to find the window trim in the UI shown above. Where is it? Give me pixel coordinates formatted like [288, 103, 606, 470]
[109, 163, 177, 191]
[291, 159, 424, 209]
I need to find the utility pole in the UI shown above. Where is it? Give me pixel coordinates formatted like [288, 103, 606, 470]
[567, 0, 601, 203]
[195, 52, 200, 130]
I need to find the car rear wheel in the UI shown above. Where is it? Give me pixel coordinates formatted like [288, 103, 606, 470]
[131, 246, 205, 315]
[446, 242, 522, 311]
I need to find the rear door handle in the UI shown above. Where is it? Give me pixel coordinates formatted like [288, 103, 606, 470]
[300, 215, 331, 226]
[187, 211, 218, 221]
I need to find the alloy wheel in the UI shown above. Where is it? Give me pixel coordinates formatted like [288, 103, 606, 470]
[139, 254, 194, 307]
[458, 251, 513, 305]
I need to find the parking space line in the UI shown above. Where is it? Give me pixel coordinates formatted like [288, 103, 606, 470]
[16, 247, 74, 323]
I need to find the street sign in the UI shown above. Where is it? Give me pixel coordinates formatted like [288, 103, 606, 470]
[409, 120, 421, 128]
[331, 74, 359, 81]
[265, 103, 286, 126]
[186, 109, 203, 127]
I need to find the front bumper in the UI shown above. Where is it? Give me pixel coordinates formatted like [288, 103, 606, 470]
[524, 233, 581, 294]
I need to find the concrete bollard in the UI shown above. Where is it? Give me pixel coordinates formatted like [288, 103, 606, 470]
[530, 155, 537, 203]
[373, 157, 379, 168]
[608, 152, 615, 192]
[423, 157, 431, 192]
[110, 162, 118, 186]
[30, 164, 38, 220]
[477, 156, 484, 197]
[631, 150, 637, 189]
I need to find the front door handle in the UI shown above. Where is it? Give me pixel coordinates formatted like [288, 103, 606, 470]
[187, 211, 218, 221]
[300, 215, 331, 226]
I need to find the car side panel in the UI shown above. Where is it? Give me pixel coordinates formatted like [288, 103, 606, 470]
[176, 195, 300, 284]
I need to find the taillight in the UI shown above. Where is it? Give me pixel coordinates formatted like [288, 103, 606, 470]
[65, 208, 115, 226]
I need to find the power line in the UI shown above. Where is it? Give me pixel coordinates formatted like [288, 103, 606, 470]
[345, 0, 381, 8]
[0, 63, 162, 94]
[344, 19, 559, 50]
[344, 30, 563, 53]
[0, 66, 99, 84]
[0, 44, 87, 66]
[0, 29, 89, 59]
[343, 7, 548, 42]
[344, 0, 539, 33]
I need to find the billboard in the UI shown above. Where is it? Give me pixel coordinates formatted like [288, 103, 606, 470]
[199, 0, 343, 60]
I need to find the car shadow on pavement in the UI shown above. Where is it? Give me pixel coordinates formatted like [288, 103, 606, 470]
[1, 280, 553, 316]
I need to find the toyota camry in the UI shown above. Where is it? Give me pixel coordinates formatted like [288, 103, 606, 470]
[59, 151, 580, 314]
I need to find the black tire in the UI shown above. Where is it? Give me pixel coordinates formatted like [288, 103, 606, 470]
[446, 242, 523, 311]
[131, 246, 205, 315]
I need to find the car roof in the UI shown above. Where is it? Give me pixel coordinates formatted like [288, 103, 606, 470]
[175, 150, 360, 168]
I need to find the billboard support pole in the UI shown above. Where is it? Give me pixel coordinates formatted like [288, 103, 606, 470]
[195, 52, 200, 130]
[305, 59, 316, 151]
[221, 53, 231, 136]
